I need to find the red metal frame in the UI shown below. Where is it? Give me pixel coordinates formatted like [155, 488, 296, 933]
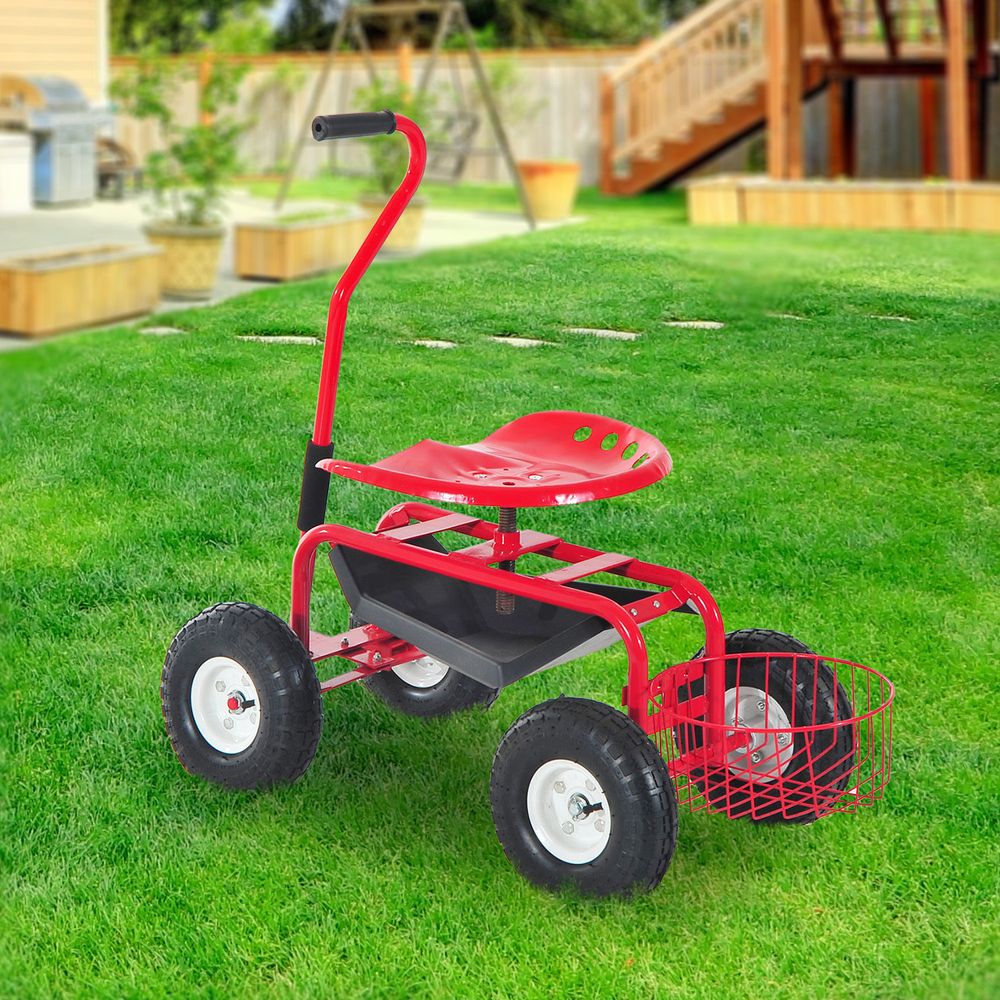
[311, 114, 427, 449]
[290, 501, 728, 735]
[291, 113, 730, 741]
[286, 113, 890, 816]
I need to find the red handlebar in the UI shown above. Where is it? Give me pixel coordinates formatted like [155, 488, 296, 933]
[312, 115, 427, 446]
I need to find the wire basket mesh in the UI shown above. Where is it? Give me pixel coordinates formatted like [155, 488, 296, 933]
[648, 652, 893, 822]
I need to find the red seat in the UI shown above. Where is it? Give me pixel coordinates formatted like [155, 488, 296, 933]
[318, 410, 671, 507]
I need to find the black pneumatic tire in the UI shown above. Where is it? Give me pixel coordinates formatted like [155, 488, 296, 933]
[162, 602, 323, 790]
[352, 615, 498, 718]
[490, 697, 677, 897]
[678, 628, 855, 824]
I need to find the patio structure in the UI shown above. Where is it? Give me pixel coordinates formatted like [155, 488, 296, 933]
[601, 0, 1000, 231]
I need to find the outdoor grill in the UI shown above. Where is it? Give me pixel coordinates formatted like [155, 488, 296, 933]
[0, 75, 110, 205]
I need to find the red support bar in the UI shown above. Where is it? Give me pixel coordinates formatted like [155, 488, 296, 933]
[381, 512, 481, 541]
[320, 668, 375, 692]
[311, 116, 427, 447]
[540, 552, 632, 583]
[624, 590, 689, 625]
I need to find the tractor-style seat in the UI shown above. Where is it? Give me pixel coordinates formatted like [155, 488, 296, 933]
[318, 410, 671, 508]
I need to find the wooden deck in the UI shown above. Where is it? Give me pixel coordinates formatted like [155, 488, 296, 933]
[687, 175, 1000, 232]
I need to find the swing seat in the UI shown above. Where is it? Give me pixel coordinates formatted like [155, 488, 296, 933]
[318, 410, 671, 508]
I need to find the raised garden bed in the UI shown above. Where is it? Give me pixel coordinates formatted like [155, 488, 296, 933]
[0, 243, 163, 337]
[234, 209, 367, 281]
[687, 176, 1000, 233]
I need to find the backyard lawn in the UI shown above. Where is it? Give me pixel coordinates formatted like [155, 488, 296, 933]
[1, 189, 997, 999]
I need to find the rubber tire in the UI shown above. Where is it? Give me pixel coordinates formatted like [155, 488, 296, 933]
[490, 697, 678, 897]
[677, 628, 855, 824]
[352, 614, 498, 718]
[162, 602, 323, 790]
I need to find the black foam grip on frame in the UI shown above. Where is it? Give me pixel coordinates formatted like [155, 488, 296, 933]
[297, 440, 335, 532]
[312, 111, 396, 141]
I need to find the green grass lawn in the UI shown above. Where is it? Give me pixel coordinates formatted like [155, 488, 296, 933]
[1, 190, 998, 999]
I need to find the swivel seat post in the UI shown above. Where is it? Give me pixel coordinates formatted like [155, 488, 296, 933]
[496, 507, 518, 615]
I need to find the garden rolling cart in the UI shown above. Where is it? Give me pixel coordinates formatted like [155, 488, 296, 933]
[161, 112, 895, 897]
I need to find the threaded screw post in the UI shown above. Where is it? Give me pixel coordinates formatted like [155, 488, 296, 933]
[496, 506, 517, 615]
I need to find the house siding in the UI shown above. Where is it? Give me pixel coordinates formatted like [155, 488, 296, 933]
[0, 0, 107, 103]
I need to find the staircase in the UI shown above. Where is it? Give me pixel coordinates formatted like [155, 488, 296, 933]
[599, 0, 968, 195]
[600, 0, 775, 195]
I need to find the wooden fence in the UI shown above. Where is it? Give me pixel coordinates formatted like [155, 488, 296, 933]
[110, 47, 1000, 189]
[110, 48, 632, 187]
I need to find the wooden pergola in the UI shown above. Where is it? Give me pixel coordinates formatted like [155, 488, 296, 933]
[767, 0, 997, 182]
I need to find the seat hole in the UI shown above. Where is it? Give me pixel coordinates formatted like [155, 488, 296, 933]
[621, 442, 638, 461]
[631, 453, 650, 468]
[600, 432, 619, 451]
[502, 480, 516, 486]
[573, 426, 592, 442]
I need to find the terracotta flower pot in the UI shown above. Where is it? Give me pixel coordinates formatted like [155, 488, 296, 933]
[517, 160, 580, 221]
[358, 193, 427, 251]
[144, 222, 225, 300]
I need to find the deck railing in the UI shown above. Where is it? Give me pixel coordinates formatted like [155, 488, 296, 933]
[838, 0, 944, 45]
[602, 0, 767, 168]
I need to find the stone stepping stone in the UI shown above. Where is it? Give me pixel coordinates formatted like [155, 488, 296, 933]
[868, 314, 913, 323]
[237, 335, 321, 345]
[487, 336, 551, 348]
[766, 312, 808, 321]
[664, 320, 725, 330]
[140, 325, 186, 336]
[413, 339, 457, 349]
[565, 327, 640, 341]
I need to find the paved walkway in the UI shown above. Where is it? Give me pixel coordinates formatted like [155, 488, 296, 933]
[0, 191, 574, 353]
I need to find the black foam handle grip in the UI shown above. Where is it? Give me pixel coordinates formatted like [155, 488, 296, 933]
[297, 440, 334, 532]
[312, 111, 396, 141]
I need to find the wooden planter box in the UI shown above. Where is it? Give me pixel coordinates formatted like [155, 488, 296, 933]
[952, 186, 1000, 232]
[0, 243, 163, 337]
[234, 210, 366, 281]
[688, 176, 1000, 233]
[358, 196, 426, 252]
[685, 178, 742, 225]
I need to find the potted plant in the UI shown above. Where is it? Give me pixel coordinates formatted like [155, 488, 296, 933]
[353, 78, 436, 251]
[478, 57, 579, 221]
[112, 49, 248, 299]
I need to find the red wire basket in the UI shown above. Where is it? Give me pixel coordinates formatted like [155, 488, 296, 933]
[648, 652, 894, 823]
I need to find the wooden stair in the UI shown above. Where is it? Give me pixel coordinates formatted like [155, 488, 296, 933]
[599, 0, 977, 195]
[600, 0, 774, 195]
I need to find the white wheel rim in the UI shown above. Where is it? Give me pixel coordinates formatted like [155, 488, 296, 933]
[526, 759, 611, 864]
[392, 655, 449, 688]
[190, 656, 262, 754]
[725, 685, 794, 784]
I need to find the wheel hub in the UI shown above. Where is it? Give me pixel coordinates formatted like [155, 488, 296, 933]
[725, 685, 794, 784]
[190, 657, 262, 754]
[391, 655, 449, 689]
[225, 690, 256, 714]
[526, 759, 611, 864]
